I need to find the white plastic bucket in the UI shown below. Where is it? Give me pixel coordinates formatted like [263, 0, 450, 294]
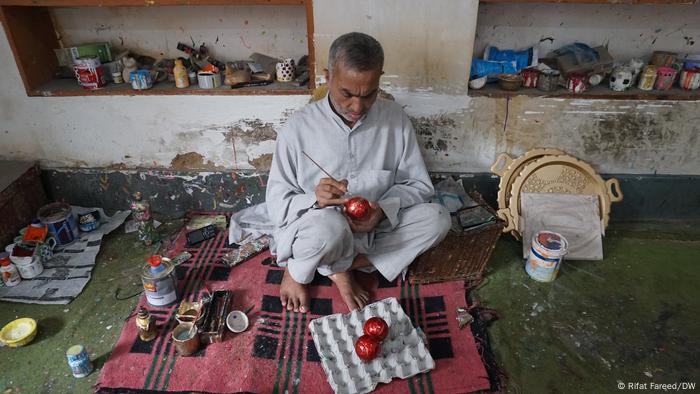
[525, 231, 568, 282]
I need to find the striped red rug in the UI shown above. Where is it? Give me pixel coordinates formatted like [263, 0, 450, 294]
[96, 214, 490, 393]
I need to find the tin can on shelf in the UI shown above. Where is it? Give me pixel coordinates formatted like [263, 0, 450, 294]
[537, 70, 560, 92]
[521, 68, 540, 88]
[637, 65, 657, 91]
[66, 344, 93, 378]
[654, 66, 677, 90]
[566, 73, 587, 94]
[73, 56, 106, 90]
[130, 70, 153, 90]
[679, 68, 700, 91]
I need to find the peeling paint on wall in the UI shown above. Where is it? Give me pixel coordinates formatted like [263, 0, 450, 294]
[222, 119, 278, 145]
[170, 152, 220, 171]
[412, 114, 458, 152]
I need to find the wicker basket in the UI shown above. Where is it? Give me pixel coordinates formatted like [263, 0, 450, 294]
[408, 193, 505, 284]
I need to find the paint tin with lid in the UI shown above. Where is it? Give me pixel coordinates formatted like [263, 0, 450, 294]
[141, 256, 178, 307]
[637, 65, 657, 91]
[66, 344, 93, 378]
[654, 67, 677, 90]
[537, 70, 560, 91]
[0, 252, 21, 287]
[525, 231, 568, 282]
[73, 56, 106, 90]
[37, 202, 78, 246]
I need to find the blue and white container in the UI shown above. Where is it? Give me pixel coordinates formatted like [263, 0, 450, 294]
[525, 231, 568, 282]
[66, 344, 93, 378]
[37, 203, 78, 246]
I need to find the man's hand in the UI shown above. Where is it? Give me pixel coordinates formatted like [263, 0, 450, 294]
[315, 177, 348, 208]
[346, 201, 385, 233]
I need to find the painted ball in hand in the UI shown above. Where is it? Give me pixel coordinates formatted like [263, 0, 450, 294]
[354, 334, 381, 361]
[344, 197, 371, 220]
[363, 317, 389, 342]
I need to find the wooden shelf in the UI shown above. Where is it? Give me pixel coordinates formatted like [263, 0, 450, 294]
[469, 83, 700, 101]
[31, 77, 310, 96]
[0, 0, 316, 96]
[0, 0, 304, 6]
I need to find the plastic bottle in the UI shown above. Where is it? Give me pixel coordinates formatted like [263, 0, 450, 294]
[173, 59, 190, 88]
[1, 253, 21, 287]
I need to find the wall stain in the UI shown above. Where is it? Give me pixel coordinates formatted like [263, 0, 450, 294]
[410, 114, 459, 155]
[248, 153, 273, 172]
[222, 119, 277, 145]
[170, 152, 219, 171]
[582, 114, 674, 158]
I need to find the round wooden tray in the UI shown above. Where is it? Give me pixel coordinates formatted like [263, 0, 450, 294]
[505, 154, 623, 235]
[491, 148, 566, 210]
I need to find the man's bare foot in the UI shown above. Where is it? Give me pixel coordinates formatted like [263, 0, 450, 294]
[280, 268, 309, 313]
[328, 270, 370, 311]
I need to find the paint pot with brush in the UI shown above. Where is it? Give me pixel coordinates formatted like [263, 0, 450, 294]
[172, 322, 200, 356]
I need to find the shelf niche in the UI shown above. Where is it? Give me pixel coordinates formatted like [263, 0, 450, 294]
[0, 1, 315, 97]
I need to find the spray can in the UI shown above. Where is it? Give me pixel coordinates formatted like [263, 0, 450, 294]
[141, 255, 178, 307]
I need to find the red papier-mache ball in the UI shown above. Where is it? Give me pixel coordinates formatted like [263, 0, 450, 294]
[355, 334, 381, 361]
[363, 317, 389, 342]
[344, 197, 371, 220]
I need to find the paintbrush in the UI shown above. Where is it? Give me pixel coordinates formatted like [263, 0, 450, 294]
[302, 151, 338, 182]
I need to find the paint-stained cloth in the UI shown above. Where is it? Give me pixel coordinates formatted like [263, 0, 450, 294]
[0, 207, 129, 304]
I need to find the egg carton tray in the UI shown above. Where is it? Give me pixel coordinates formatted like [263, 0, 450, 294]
[308, 297, 435, 394]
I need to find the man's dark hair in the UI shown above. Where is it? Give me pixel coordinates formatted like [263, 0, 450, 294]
[328, 32, 384, 75]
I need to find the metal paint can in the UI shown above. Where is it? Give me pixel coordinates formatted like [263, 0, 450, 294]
[1, 253, 21, 287]
[73, 56, 106, 90]
[37, 203, 78, 246]
[66, 344, 93, 378]
[130, 70, 153, 90]
[537, 70, 560, 92]
[172, 322, 200, 356]
[566, 73, 587, 94]
[679, 68, 700, 91]
[525, 231, 568, 282]
[649, 51, 677, 68]
[112, 71, 124, 84]
[654, 66, 677, 90]
[521, 68, 540, 88]
[141, 256, 178, 307]
[637, 65, 657, 91]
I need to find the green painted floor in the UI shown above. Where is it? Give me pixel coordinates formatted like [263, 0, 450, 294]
[1, 220, 698, 393]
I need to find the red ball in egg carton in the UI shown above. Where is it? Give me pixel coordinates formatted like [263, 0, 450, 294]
[344, 196, 371, 220]
[354, 334, 381, 362]
[363, 317, 389, 342]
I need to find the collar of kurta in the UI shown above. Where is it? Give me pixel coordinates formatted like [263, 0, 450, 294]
[323, 94, 379, 134]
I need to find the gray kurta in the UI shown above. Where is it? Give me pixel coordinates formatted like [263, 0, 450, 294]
[266, 95, 450, 283]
